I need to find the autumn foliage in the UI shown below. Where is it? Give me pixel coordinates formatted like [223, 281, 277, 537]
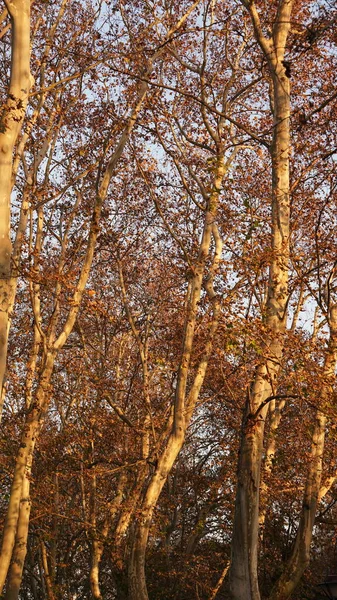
[0, 1, 336, 599]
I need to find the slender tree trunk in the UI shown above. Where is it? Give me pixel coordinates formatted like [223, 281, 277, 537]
[230, 2, 293, 599]
[4, 307, 42, 599]
[128, 162, 224, 599]
[259, 292, 311, 532]
[4, 468, 32, 600]
[0, 0, 31, 415]
[128, 434, 185, 600]
[259, 397, 286, 533]
[50, 472, 59, 583]
[89, 467, 127, 599]
[40, 539, 56, 600]
[208, 561, 230, 600]
[0, 352, 55, 595]
[127, 336, 219, 600]
[90, 538, 104, 600]
[27, 545, 39, 600]
[114, 465, 148, 552]
[88, 444, 105, 600]
[269, 307, 337, 600]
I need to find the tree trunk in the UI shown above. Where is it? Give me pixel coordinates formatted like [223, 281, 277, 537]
[0, 0, 31, 416]
[269, 307, 337, 600]
[259, 397, 286, 533]
[128, 434, 185, 600]
[4, 469, 32, 600]
[0, 352, 55, 595]
[90, 538, 104, 600]
[127, 126, 225, 597]
[40, 539, 56, 600]
[208, 562, 230, 600]
[230, 2, 292, 599]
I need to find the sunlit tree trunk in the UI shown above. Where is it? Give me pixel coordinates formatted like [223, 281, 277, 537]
[128, 155, 225, 600]
[0, 351, 55, 595]
[230, 2, 293, 599]
[89, 462, 103, 600]
[128, 434, 187, 600]
[259, 291, 310, 533]
[269, 306, 337, 600]
[258, 397, 286, 534]
[0, 0, 31, 415]
[40, 539, 55, 600]
[4, 467, 31, 600]
[4, 242, 43, 600]
[88, 442, 128, 600]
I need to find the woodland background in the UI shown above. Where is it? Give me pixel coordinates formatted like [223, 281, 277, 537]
[0, 0, 336, 599]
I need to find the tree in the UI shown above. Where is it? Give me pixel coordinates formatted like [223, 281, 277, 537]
[229, 1, 293, 598]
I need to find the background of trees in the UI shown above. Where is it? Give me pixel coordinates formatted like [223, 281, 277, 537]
[0, 0, 337, 598]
